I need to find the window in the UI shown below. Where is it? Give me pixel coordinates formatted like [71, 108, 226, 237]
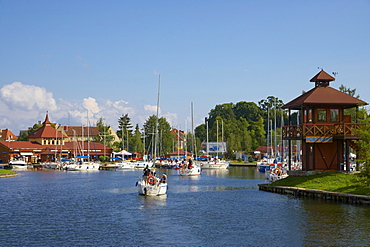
[317, 109, 327, 122]
[330, 109, 339, 122]
[308, 109, 312, 122]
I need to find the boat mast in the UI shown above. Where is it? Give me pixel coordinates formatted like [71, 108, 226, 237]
[154, 74, 160, 162]
[216, 119, 219, 159]
[191, 102, 196, 160]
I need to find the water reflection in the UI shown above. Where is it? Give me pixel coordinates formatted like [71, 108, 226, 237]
[1, 168, 369, 246]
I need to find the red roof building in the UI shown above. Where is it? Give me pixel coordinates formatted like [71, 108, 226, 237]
[0, 113, 113, 164]
[0, 129, 18, 141]
[282, 70, 368, 171]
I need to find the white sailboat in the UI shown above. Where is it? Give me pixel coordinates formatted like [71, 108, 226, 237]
[66, 118, 100, 171]
[136, 75, 167, 196]
[180, 102, 201, 176]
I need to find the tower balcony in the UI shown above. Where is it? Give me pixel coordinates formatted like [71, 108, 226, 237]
[282, 123, 364, 140]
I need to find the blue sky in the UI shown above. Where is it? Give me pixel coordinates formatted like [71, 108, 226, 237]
[1, 0, 369, 134]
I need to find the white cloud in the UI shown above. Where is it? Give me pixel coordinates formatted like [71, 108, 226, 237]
[0, 82, 181, 135]
[0, 82, 57, 111]
[144, 104, 160, 114]
[83, 97, 100, 114]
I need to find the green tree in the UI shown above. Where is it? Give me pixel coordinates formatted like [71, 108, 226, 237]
[96, 117, 115, 147]
[355, 116, 370, 186]
[143, 115, 173, 157]
[117, 114, 133, 151]
[233, 101, 262, 124]
[131, 124, 144, 155]
[17, 123, 42, 141]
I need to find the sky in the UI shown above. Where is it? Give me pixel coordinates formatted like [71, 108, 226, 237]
[1, 0, 369, 135]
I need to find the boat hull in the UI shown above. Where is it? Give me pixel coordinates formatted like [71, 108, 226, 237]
[137, 176, 167, 196]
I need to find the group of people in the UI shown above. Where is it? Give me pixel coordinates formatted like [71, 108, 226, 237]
[143, 165, 167, 185]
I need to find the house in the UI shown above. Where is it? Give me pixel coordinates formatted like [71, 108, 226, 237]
[59, 125, 120, 143]
[0, 113, 113, 164]
[171, 128, 186, 149]
[282, 70, 368, 171]
[0, 129, 18, 141]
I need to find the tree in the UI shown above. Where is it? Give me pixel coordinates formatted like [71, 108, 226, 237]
[117, 114, 133, 151]
[233, 101, 262, 124]
[131, 124, 144, 155]
[17, 123, 43, 141]
[355, 118, 370, 186]
[143, 115, 173, 157]
[96, 117, 115, 147]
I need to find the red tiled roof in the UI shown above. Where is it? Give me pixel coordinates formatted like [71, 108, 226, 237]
[63, 126, 100, 137]
[282, 86, 368, 110]
[0, 141, 43, 149]
[310, 70, 335, 82]
[27, 125, 66, 138]
[0, 129, 18, 141]
[0, 141, 112, 152]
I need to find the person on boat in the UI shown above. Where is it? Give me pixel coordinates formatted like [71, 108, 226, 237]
[143, 165, 151, 184]
[160, 173, 167, 183]
[188, 158, 193, 169]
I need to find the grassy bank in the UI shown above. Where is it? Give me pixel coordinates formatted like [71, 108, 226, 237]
[272, 172, 370, 196]
[0, 169, 16, 175]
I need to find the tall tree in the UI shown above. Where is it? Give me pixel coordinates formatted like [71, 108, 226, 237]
[131, 124, 144, 155]
[143, 115, 173, 157]
[117, 114, 133, 151]
[96, 117, 114, 147]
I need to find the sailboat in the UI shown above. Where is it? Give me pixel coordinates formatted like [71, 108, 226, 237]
[136, 75, 167, 195]
[179, 102, 201, 176]
[66, 115, 100, 171]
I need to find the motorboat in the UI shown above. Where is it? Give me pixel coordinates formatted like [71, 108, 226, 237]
[116, 161, 135, 169]
[200, 159, 229, 169]
[66, 161, 100, 171]
[134, 161, 154, 169]
[179, 164, 201, 176]
[8, 157, 27, 170]
[136, 174, 167, 196]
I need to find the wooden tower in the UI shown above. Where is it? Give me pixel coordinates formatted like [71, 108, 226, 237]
[282, 70, 368, 171]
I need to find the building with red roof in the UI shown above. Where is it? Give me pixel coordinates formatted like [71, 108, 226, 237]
[0, 113, 113, 164]
[282, 70, 368, 171]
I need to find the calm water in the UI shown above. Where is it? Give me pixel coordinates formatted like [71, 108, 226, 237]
[0, 167, 369, 246]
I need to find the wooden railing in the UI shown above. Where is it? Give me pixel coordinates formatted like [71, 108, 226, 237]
[282, 123, 364, 139]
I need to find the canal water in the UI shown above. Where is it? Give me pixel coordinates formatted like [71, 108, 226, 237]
[0, 167, 369, 246]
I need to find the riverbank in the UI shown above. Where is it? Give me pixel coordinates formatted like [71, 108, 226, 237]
[259, 172, 370, 206]
[0, 169, 17, 178]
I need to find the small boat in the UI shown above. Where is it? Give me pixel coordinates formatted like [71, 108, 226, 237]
[180, 165, 201, 176]
[8, 157, 27, 170]
[136, 168, 167, 196]
[200, 159, 229, 169]
[66, 161, 100, 171]
[116, 161, 135, 169]
[266, 165, 288, 182]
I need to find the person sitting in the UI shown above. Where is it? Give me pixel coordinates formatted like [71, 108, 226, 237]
[160, 173, 167, 183]
[188, 158, 193, 169]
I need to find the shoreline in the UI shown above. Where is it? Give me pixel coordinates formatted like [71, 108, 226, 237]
[258, 184, 370, 206]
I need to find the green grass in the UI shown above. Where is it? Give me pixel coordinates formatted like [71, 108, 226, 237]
[271, 172, 370, 196]
[0, 169, 16, 175]
[230, 160, 257, 165]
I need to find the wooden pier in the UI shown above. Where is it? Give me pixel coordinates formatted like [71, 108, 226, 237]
[258, 184, 370, 206]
